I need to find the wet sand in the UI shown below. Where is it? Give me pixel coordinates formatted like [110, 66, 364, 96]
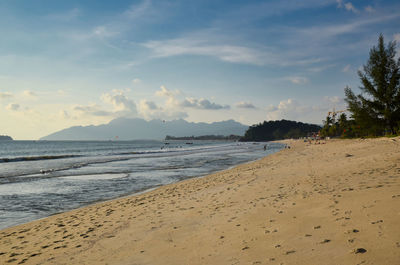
[1, 137, 399, 265]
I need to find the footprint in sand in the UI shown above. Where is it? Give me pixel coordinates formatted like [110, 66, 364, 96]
[320, 239, 331, 244]
[355, 248, 367, 254]
[18, 258, 29, 264]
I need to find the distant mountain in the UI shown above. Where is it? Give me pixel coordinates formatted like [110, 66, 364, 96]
[40, 118, 248, 141]
[0, 135, 13, 141]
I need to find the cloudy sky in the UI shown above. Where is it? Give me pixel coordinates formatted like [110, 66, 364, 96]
[0, 0, 399, 139]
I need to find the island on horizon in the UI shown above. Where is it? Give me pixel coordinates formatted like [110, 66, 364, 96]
[0, 135, 13, 141]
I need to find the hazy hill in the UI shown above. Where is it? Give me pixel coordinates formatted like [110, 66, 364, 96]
[40, 118, 248, 141]
[0, 135, 13, 141]
[240, 119, 321, 141]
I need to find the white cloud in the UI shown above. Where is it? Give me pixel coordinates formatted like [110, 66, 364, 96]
[101, 90, 137, 115]
[266, 99, 310, 121]
[67, 90, 138, 120]
[58, 90, 66, 96]
[286, 76, 309, 84]
[336, 1, 359, 13]
[265, 98, 344, 123]
[266, 105, 278, 112]
[93, 26, 118, 38]
[324, 96, 343, 105]
[236, 101, 256, 109]
[344, 2, 359, 13]
[143, 38, 267, 65]
[342, 64, 351, 72]
[364, 6, 374, 13]
[123, 0, 152, 20]
[0, 92, 13, 99]
[155, 85, 179, 98]
[155, 85, 181, 109]
[132, 78, 141, 84]
[218, 0, 332, 25]
[299, 13, 400, 40]
[144, 19, 350, 68]
[138, 99, 187, 120]
[394, 33, 400, 42]
[6, 103, 20, 111]
[181, 97, 230, 110]
[151, 85, 229, 118]
[22, 90, 36, 98]
[59, 110, 70, 119]
[140, 100, 159, 111]
[73, 104, 113, 117]
[307, 64, 336, 72]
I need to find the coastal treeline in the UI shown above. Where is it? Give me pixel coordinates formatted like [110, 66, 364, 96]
[165, 135, 241, 141]
[0, 135, 13, 141]
[240, 120, 321, 141]
[320, 112, 355, 138]
[321, 35, 400, 138]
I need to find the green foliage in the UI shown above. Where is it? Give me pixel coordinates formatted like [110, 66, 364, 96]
[0, 135, 13, 141]
[344, 34, 400, 136]
[320, 113, 356, 138]
[240, 119, 321, 141]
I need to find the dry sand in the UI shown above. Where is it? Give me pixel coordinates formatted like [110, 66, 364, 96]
[1, 137, 400, 265]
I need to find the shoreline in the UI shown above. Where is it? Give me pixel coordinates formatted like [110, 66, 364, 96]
[0, 143, 282, 231]
[1, 137, 400, 264]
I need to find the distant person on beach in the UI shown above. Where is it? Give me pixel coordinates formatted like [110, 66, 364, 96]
[264, 145, 267, 151]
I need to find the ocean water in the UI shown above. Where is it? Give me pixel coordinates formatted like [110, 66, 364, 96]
[0, 140, 283, 230]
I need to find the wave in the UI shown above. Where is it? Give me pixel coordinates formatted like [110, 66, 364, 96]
[0, 155, 80, 163]
[0, 142, 275, 180]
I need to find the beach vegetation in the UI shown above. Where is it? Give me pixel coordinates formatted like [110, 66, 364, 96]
[240, 120, 321, 141]
[0, 135, 13, 141]
[344, 34, 400, 136]
[320, 112, 357, 138]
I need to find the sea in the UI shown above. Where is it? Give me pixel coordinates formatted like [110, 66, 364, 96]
[0, 140, 283, 230]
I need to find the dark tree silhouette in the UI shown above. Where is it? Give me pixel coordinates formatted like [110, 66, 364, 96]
[345, 34, 400, 135]
[240, 120, 321, 141]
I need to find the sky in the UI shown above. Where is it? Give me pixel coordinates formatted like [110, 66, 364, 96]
[0, 0, 399, 140]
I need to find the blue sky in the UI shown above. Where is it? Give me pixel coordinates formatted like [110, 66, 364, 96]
[0, 0, 399, 139]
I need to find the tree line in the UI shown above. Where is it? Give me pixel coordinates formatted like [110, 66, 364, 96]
[321, 34, 400, 138]
[240, 120, 321, 141]
[242, 35, 399, 141]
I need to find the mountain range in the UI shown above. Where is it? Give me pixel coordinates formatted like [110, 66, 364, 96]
[40, 118, 249, 141]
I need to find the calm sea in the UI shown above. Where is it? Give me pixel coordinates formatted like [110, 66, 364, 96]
[0, 140, 282, 229]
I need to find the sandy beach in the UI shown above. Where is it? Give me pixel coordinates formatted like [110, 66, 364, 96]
[1, 137, 399, 265]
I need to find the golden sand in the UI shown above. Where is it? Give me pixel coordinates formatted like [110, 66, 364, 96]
[1, 137, 399, 264]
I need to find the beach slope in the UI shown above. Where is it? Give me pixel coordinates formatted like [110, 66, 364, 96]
[1, 138, 399, 264]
